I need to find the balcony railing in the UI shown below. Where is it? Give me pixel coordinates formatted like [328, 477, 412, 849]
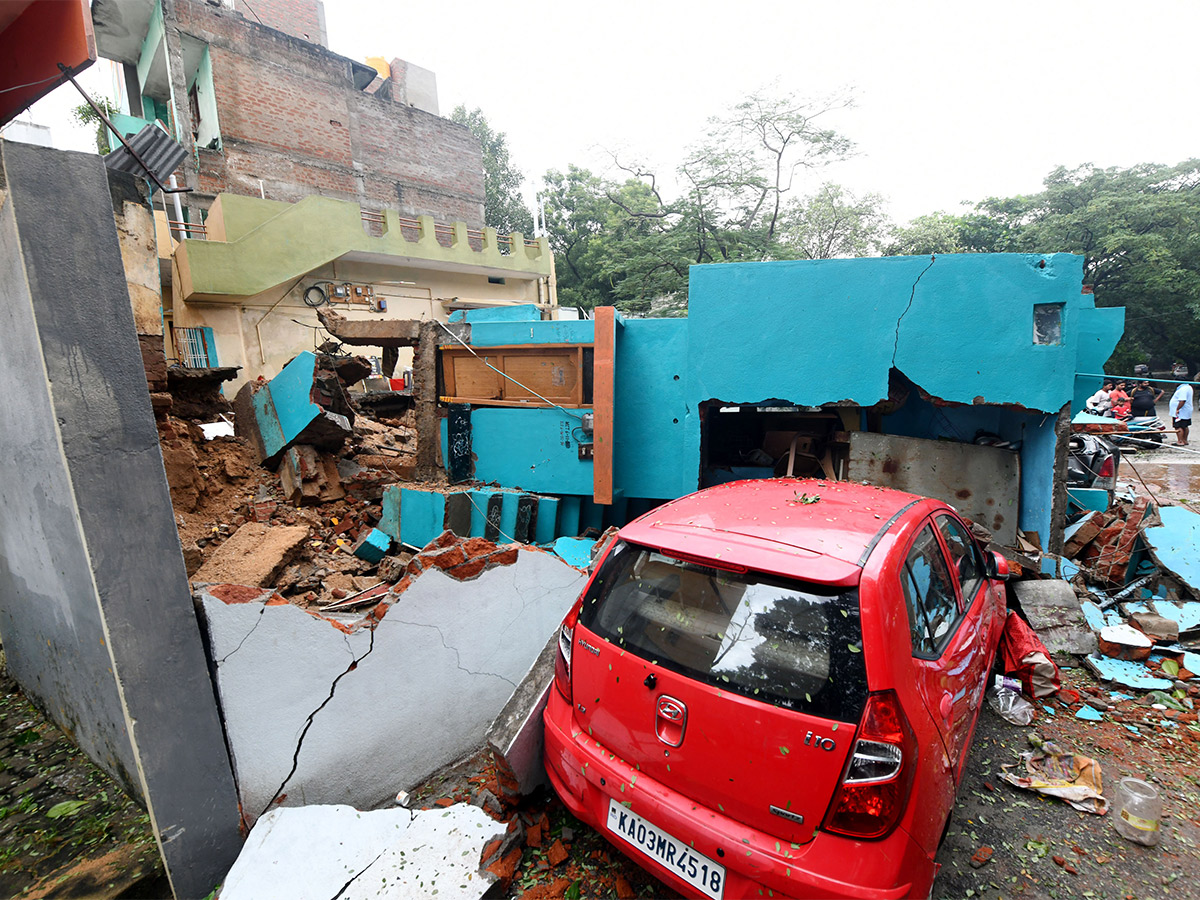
[360, 209, 540, 254]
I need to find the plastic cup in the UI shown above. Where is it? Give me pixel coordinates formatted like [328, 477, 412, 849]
[1112, 777, 1162, 846]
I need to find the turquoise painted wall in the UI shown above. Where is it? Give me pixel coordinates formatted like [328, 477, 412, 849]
[465, 320, 594, 347]
[458, 408, 595, 496]
[447, 254, 1121, 550]
[449, 304, 541, 324]
[613, 319, 691, 499]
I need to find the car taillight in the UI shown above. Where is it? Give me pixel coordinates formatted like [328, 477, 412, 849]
[1097, 456, 1114, 479]
[553, 604, 580, 703]
[821, 690, 917, 840]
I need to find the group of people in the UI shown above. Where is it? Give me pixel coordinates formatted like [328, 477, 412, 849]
[1086, 377, 1195, 446]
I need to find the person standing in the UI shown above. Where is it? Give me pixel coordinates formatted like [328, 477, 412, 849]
[1110, 381, 1132, 418]
[1129, 381, 1164, 418]
[1171, 379, 1195, 445]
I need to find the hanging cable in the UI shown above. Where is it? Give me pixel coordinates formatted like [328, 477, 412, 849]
[434, 320, 584, 421]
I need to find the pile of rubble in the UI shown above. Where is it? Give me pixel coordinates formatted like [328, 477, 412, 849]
[154, 346, 482, 616]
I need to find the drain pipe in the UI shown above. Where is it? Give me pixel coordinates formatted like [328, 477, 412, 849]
[169, 174, 186, 243]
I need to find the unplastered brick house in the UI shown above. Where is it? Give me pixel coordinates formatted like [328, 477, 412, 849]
[90, 0, 556, 388]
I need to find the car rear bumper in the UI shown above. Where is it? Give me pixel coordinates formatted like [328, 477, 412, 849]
[544, 693, 932, 900]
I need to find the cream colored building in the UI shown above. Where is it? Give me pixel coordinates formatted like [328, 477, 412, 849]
[159, 193, 557, 390]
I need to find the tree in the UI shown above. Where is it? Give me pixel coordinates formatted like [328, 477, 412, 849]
[540, 88, 862, 314]
[71, 98, 119, 155]
[450, 106, 534, 235]
[777, 183, 890, 259]
[891, 160, 1200, 368]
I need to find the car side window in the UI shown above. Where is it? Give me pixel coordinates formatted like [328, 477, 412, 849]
[937, 515, 984, 608]
[900, 525, 960, 657]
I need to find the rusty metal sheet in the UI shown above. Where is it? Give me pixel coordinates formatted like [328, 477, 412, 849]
[847, 432, 1020, 546]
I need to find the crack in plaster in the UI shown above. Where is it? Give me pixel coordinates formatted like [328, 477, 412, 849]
[261, 627, 377, 818]
[215, 605, 267, 665]
[491, 568, 575, 647]
[329, 850, 385, 900]
[891, 255, 937, 368]
[387, 616, 518, 689]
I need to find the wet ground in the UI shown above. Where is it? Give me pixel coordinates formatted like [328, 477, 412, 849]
[0, 661, 166, 899]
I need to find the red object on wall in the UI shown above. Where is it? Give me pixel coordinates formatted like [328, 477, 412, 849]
[0, 0, 95, 127]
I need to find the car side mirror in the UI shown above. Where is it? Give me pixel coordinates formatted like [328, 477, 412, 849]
[984, 550, 1010, 581]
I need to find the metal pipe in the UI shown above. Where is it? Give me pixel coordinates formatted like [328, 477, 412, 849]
[58, 63, 190, 195]
[169, 174, 186, 242]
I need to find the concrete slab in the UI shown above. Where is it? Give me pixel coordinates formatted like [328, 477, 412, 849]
[198, 549, 585, 824]
[220, 803, 500, 900]
[1082, 654, 1173, 691]
[193, 523, 309, 587]
[1013, 580, 1099, 657]
[1142, 505, 1200, 592]
[848, 432, 1020, 546]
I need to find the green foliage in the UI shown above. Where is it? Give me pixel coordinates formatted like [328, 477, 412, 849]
[541, 88, 874, 315]
[70, 99, 119, 155]
[888, 161, 1200, 368]
[450, 106, 533, 235]
[778, 183, 890, 259]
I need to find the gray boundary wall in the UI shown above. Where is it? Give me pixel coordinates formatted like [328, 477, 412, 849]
[0, 141, 242, 898]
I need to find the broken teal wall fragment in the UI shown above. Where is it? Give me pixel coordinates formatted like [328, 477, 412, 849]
[353, 527, 390, 563]
[239, 351, 351, 466]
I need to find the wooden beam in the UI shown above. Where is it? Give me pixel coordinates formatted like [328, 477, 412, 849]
[593, 307, 616, 505]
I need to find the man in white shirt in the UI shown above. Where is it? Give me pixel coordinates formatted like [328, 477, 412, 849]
[1171, 380, 1195, 445]
[1086, 382, 1114, 416]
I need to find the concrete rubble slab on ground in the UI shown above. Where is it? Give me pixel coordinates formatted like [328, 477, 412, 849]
[220, 803, 501, 900]
[196, 547, 585, 825]
[1141, 505, 1200, 593]
[191, 523, 309, 588]
[1013, 580, 1099, 658]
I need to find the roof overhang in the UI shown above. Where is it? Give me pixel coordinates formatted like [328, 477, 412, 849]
[338, 250, 544, 282]
[0, 0, 95, 127]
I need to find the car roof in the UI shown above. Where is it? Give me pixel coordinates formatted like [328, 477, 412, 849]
[619, 478, 938, 585]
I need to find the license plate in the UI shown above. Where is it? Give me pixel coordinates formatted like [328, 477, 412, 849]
[606, 798, 725, 899]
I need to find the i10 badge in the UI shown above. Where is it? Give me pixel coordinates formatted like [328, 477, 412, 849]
[606, 799, 725, 899]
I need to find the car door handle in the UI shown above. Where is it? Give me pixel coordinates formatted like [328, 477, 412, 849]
[939, 693, 953, 719]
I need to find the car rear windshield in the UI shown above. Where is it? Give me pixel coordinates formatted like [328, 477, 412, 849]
[578, 541, 868, 722]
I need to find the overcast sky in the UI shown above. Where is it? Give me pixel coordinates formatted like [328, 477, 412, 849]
[11, 0, 1198, 226]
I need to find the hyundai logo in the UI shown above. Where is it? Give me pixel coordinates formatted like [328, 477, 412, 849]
[657, 697, 685, 722]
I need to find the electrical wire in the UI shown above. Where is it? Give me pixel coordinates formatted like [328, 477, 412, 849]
[434, 320, 584, 421]
[0, 73, 62, 95]
[460, 492, 518, 545]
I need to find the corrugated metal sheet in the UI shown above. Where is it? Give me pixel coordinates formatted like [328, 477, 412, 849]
[103, 123, 186, 185]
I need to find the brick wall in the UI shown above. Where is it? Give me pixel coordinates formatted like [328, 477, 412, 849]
[173, 0, 484, 226]
[232, 0, 325, 46]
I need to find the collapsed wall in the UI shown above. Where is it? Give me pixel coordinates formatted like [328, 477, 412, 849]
[196, 541, 586, 825]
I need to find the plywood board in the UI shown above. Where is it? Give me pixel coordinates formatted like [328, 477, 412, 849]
[847, 432, 1020, 545]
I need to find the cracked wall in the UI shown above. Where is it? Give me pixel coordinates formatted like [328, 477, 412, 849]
[197, 548, 586, 825]
[0, 142, 242, 898]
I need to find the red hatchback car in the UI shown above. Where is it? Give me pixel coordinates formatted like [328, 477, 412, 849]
[543, 479, 1008, 899]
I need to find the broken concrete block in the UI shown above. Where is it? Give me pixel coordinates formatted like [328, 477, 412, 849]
[1063, 512, 1107, 559]
[192, 523, 308, 588]
[1098, 623, 1153, 661]
[1012, 580, 1099, 658]
[278, 445, 343, 506]
[486, 633, 557, 797]
[1129, 612, 1179, 643]
[196, 549, 586, 823]
[220, 803, 501, 900]
[233, 352, 353, 467]
[352, 527, 391, 564]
